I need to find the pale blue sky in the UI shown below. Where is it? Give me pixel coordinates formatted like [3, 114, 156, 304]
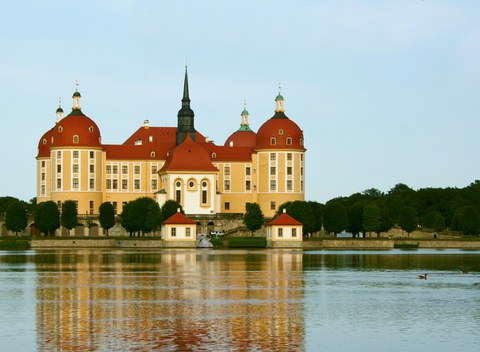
[1, 0, 479, 203]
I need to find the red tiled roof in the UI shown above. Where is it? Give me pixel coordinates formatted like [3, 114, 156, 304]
[104, 142, 174, 160]
[163, 211, 196, 225]
[51, 110, 102, 148]
[199, 142, 253, 162]
[225, 130, 257, 148]
[123, 127, 207, 145]
[267, 212, 303, 226]
[256, 112, 306, 151]
[160, 134, 218, 172]
[37, 127, 54, 158]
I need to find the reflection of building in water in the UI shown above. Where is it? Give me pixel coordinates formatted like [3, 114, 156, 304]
[35, 250, 304, 350]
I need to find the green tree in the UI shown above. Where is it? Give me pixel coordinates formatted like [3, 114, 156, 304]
[398, 206, 418, 236]
[244, 202, 264, 235]
[421, 211, 445, 232]
[308, 201, 323, 233]
[120, 201, 135, 237]
[347, 201, 367, 237]
[279, 201, 315, 235]
[362, 188, 383, 199]
[145, 202, 162, 234]
[458, 206, 480, 236]
[61, 200, 78, 230]
[161, 199, 184, 221]
[98, 202, 116, 236]
[363, 203, 382, 237]
[34, 201, 60, 236]
[5, 201, 28, 235]
[323, 201, 348, 236]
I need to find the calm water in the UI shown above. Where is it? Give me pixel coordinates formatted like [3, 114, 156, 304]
[0, 249, 479, 351]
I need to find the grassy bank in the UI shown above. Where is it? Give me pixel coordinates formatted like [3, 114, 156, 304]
[0, 238, 31, 250]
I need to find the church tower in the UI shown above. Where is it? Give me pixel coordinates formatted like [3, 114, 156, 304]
[176, 67, 196, 145]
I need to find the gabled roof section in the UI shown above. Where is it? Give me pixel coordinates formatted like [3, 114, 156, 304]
[162, 211, 196, 225]
[160, 134, 218, 172]
[267, 212, 303, 226]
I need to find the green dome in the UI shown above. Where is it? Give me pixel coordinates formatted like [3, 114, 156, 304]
[241, 108, 249, 116]
[73, 91, 81, 97]
[275, 93, 284, 101]
[56, 107, 64, 113]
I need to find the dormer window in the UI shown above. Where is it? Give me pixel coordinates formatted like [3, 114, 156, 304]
[150, 151, 156, 158]
[211, 152, 216, 159]
[58, 126, 63, 133]
[270, 137, 276, 145]
[286, 137, 292, 145]
[73, 135, 79, 144]
[89, 126, 94, 133]
[279, 129, 284, 136]
[42, 139, 47, 145]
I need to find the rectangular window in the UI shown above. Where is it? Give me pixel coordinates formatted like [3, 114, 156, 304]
[89, 178, 94, 189]
[270, 166, 276, 175]
[113, 179, 118, 190]
[270, 153, 276, 161]
[89, 151, 94, 159]
[246, 180, 251, 191]
[57, 151, 61, 159]
[151, 179, 157, 190]
[151, 165, 157, 174]
[171, 227, 176, 237]
[41, 173, 45, 181]
[73, 151, 79, 159]
[134, 179, 140, 190]
[287, 180, 292, 191]
[41, 161, 46, 168]
[73, 178, 79, 189]
[113, 165, 118, 174]
[224, 166, 230, 176]
[73, 164, 79, 173]
[225, 202, 230, 210]
[292, 228, 297, 237]
[186, 227, 191, 237]
[107, 179, 112, 189]
[89, 201, 94, 215]
[57, 179, 62, 189]
[57, 164, 61, 173]
[122, 165, 128, 174]
[202, 190, 207, 204]
[287, 166, 292, 175]
[134, 165, 140, 174]
[270, 201, 276, 210]
[106, 165, 112, 174]
[270, 180, 276, 191]
[301, 167, 304, 176]
[224, 180, 230, 191]
[122, 179, 128, 190]
[112, 201, 117, 214]
[301, 180, 304, 192]
[278, 228, 283, 237]
[246, 166, 251, 176]
[90, 164, 94, 173]
[287, 153, 292, 161]
[301, 154, 304, 161]
[41, 185, 45, 195]
[176, 189, 181, 203]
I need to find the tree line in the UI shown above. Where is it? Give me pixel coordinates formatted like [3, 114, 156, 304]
[243, 181, 480, 237]
[2, 180, 480, 237]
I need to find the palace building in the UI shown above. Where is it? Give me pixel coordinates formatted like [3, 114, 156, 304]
[36, 69, 306, 217]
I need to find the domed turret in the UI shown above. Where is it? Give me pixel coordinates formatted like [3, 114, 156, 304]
[255, 92, 305, 150]
[225, 102, 257, 148]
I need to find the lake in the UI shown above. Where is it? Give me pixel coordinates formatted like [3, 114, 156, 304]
[0, 249, 479, 351]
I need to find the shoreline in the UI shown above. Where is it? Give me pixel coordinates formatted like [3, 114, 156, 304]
[6, 237, 476, 250]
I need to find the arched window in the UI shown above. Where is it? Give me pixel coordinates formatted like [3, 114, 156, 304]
[286, 137, 292, 145]
[150, 151, 156, 158]
[175, 180, 182, 203]
[201, 180, 208, 205]
[73, 135, 79, 144]
[211, 152, 217, 159]
[270, 137, 276, 145]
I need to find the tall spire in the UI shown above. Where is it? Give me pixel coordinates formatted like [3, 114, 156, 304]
[176, 66, 196, 145]
[56, 98, 64, 123]
[72, 80, 82, 110]
[238, 100, 253, 132]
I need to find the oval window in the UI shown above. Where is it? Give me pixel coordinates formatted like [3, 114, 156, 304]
[176, 181, 181, 187]
[189, 181, 195, 188]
